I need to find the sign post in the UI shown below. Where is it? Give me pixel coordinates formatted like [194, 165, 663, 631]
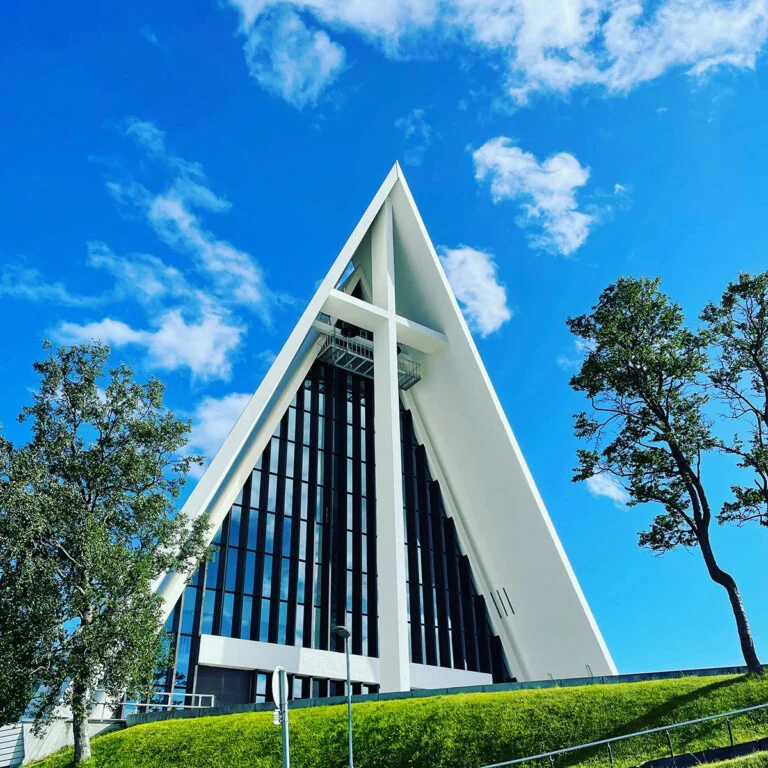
[271, 666, 290, 768]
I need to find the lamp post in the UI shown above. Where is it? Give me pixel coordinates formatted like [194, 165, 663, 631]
[332, 624, 354, 768]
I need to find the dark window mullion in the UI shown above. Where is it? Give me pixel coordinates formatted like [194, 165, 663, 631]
[429, 483, 451, 668]
[286, 389, 304, 645]
[415, 445, 437, 666]
[269, 419, 289, 643]
[165, 600, 181, 691]
[250, 446, 271, 640]
[364, 375, 378, 658]
[212, 513, 231, 636]
[491, 636, 513, 683]
[187, 562, 205, 693]
[232, 476, 253, 638]
[401, 410, 423, 664]
[330, 370, 348, 652]
[319, 365, 334, 651]
[474, 595, 492, 674]
[444, 516, 466, 669]
[303, 374, 319, 647]
[459, 555, 479, 671]
[351, 376, 364, 655]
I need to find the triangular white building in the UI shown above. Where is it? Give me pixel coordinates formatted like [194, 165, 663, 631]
[154, 164, 615, 705]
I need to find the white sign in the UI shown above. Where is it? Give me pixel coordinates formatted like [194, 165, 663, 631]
[272, 666, 289, 706]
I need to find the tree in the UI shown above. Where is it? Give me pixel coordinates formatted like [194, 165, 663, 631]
[568, 277, 762, 674]
[702, 271, 768, 529]
[0, 342, 209, 764]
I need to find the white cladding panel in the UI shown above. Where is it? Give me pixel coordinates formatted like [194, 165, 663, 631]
[389, 180, 615, 679]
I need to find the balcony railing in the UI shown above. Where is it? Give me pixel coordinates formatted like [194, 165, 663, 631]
[317, 330, 421, 390]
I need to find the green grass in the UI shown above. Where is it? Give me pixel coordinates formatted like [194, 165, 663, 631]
[30, 674, 768, 768]
[704, 753, 768, 768]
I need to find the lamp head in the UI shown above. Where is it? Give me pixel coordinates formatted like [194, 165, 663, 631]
[332, 624, 351, 639]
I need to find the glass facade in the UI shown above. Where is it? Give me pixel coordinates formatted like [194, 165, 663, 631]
[157, 358, 512, 704]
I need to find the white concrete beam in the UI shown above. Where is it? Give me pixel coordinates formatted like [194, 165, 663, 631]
[321, 288, 447, 355]
[395, 315, 447, 355]
[370, 200, 411, 693]
[323, 289, 388, 332]
[198, 636, 380, 685]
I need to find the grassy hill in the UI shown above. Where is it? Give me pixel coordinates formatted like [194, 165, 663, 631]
[703, 754, 768, 768]
[32, 674, 768, 768]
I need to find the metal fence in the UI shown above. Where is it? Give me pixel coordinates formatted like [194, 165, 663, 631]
[91, 692, 216, 721]
[480, 701, 768, 768]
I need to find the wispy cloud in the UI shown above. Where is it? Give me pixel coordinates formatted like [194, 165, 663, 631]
[225, 0, 768, 106]
[188, 392, 252, 460]
[557, 338, 594, 371]
[439, 245, 512, 337]
[122, 117, 205, 178]
[111, 119, 274, 319]
[86, 240, 196, 305]
[140, 27, 165, 51]
[395, 108, 433, 167]
[240, 7, 345, 108]
[0, 264, 100, 308]
[585, 474, 629, 507]
[57, 310, 244, 381]
[473, 137, 594, 256]
[6, 119, 285, 381]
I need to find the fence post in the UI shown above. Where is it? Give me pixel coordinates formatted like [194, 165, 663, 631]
[727, 718, 734, 748]
[607, 742, 615, 768]
[665, 730, 674, 758]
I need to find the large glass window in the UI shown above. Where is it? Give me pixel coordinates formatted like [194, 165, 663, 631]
[158, 359, 512, 703]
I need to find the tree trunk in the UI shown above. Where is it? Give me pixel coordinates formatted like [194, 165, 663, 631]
[71, 681, 92, 765]
[698, 529, 763, 674]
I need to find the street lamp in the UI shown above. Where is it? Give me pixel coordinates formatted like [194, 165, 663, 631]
[332, 624, 354, 768]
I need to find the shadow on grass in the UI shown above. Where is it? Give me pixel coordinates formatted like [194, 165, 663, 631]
[556, 678, 751, 768]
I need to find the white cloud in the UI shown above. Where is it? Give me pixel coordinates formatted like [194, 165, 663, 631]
[439, 246, 512, 336]
[110, 120, 271, 316]
[585, 474, 630, 507]
[140, 27, 164, 50]
[473, 137, 594, 256]
[188, 392, 252, 461]
[148, 190, 267, 311]
[123, 117, 166, 156]
[557, 338, 594, 370]
[56, 310, 244, 381]
[395, 108, 433, 167]
[242, 7, 345, 108]
[86, 241, 194, 305]
[6, 121, 263, 383]
[122, 117, 205, 179]
[230, 0, 437, 43]
[0, 264, 99, 307]
[226, 0, 768, 105]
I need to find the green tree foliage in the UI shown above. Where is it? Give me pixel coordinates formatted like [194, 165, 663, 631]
[568, 277, 762, 674]
[0, 341, 210, 764]
[702, 271, 768, 528]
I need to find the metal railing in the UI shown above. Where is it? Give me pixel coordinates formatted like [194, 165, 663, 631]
[317, 329, 421, 390]
[480, 700, 768, 768]
[89, 692, 216, 721]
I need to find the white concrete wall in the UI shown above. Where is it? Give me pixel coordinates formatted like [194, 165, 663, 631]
[198, 635, 493, 691]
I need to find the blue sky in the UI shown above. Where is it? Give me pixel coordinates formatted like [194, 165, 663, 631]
[3, 0, 768, 675]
